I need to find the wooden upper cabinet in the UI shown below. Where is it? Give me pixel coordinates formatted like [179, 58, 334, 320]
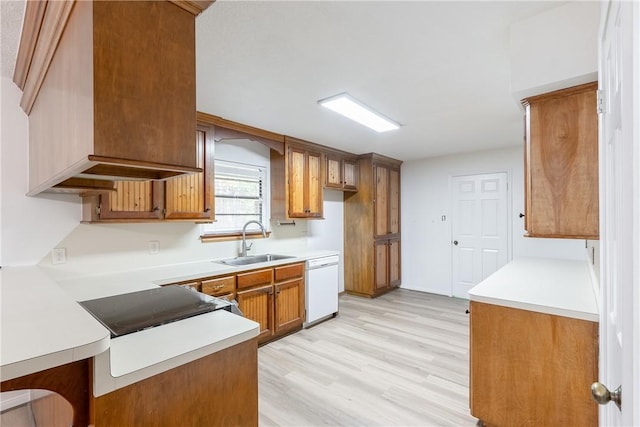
[289, 144, 322, 218]
[164, 123, 214, 220]
[271, 137, 323, 220]
[94, 181, 164, 221]
[522, 82, 599, 239]
[325, 153, 358, 191]
[15, 1, 210, 195]
[82, 122, 214, 223]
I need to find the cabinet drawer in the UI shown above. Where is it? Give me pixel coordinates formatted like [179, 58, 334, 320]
[201, 276, 235, 296]
[274, 263, 304, 282]
[237, 268, 274, 289]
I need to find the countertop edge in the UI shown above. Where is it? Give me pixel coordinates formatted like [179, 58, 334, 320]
[469, 295, 599, 322]
[468, 257, 599, 322]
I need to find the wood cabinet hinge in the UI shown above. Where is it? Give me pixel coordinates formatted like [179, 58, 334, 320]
[96, 205, 101, 216]
[597, 89, 605, 114]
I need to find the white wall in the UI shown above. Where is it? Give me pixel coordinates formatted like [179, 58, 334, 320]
[307, 189, 345, 292]
[401, 145, 585, 296]
[509, 1, 600, 100]
[1, 77, 80, 267]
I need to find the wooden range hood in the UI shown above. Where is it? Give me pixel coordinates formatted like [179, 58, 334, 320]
[14, 0, 214, 195]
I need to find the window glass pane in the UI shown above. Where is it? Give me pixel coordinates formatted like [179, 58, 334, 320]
[202, 160, 267, 235]
[215, 177, 261, 199]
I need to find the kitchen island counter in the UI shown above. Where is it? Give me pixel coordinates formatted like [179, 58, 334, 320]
[468, 257, 598, 321]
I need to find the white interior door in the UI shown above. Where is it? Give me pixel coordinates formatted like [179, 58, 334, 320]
[451, 172, 509, 298]
[597, 1, 637, 424]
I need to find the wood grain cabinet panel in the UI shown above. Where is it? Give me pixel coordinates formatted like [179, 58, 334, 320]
[274, 278, 305, 334]
[82, 122, 215, 223]
[18, 0, 209, 195]
[164, 124, 214, 220]
[522, 82, 599, 238]
[96, 181, 164, 220]
[271, 137, 323, 219]
[345, 154, 402, 297]
[237, 262, 305, 344]
[237, 284, 274, 342]
[325, 153, 359, 191]
[287, 143, 323, 218]
[274, 263, 304, 282]
[237, 269, 274, 290]
[92, 338, 258, 427]
[469, 301, 598, 427]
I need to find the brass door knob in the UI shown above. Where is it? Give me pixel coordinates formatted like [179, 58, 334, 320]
[591, 382, 621, 410]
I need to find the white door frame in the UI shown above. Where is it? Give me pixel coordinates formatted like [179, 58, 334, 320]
[449, 170, 512, 297]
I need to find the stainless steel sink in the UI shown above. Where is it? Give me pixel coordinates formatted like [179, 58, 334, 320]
[215, 254, 295, 266]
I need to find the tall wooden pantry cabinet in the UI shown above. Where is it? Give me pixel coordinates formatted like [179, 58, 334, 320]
[344, 153, 402, 297]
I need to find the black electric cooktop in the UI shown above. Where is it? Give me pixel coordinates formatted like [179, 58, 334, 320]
[79, 285, 231, 338]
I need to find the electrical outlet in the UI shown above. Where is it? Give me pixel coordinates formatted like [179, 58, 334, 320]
[52, 248, 66, 264]
[148, 240, 159, 255]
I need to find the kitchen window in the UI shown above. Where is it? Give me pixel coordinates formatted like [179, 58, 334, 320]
[201, 160, 269, 237]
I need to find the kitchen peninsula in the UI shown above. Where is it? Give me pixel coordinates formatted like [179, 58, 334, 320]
[468, 257, 599, 426]
[0, 256, 306, 425]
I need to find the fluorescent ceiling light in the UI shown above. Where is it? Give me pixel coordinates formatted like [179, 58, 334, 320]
[318, 93, 400, 133]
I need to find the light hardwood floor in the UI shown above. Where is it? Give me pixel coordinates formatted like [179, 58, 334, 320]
[258, 289, 479, 427]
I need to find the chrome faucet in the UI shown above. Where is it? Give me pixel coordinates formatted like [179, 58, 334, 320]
[241, 220, 267, 257]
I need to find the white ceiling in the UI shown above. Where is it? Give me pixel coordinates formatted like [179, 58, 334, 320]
[196, 1, 567, 161]
[2, 1, 567, 162]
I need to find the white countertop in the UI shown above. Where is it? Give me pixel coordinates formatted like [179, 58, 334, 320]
[468, 257, 599, 322]
[0, 267, 110, 381]
[1, 250, 338, 387]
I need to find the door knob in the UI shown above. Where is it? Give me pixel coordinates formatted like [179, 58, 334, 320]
[591, 382, 621, 410]
[453, 240, 459, 245]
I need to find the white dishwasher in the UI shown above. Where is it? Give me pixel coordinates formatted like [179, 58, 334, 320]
[304, 254, 339, 328]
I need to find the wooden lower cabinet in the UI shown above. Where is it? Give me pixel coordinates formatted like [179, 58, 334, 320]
[373, 238, 401, 293]
[167, 262, 305, 345]
[1, 338, 258, 427]
[92, 338, 258, 426]
[469, 301, 598, 427]
[237, 284, 274, 343]
[274, 277, 305, 334]
[237, 263, 305, 344]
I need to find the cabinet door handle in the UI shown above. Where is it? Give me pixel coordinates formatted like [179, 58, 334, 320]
[453, 240, 459, 246]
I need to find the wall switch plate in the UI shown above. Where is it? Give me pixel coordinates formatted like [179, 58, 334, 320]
[148, 240, 159, 255]
[52, 248, 66, 264]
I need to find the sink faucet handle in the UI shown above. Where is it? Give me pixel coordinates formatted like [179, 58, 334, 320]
[246, 242, 253, 252]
